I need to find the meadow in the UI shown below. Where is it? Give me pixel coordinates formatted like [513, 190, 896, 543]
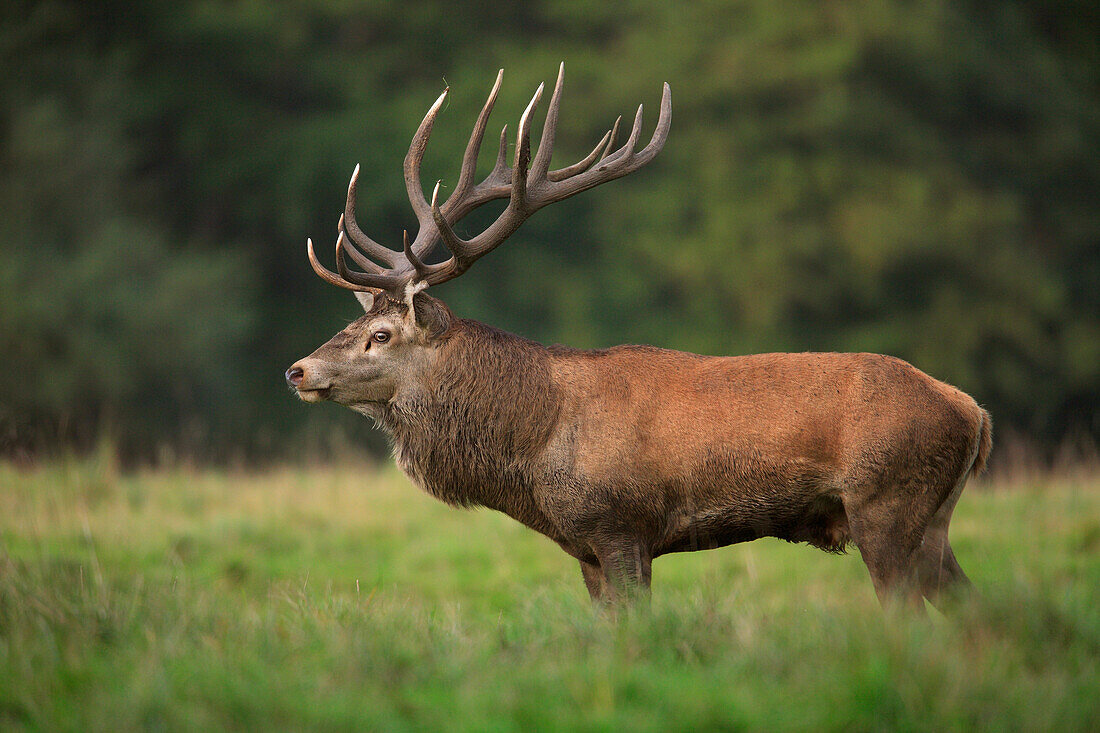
[1, 453, 1098, 731]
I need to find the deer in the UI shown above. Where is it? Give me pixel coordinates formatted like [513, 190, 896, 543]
[286, 64, 991, 611]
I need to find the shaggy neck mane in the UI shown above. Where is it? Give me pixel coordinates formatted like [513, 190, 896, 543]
[378, 320, 562, 517]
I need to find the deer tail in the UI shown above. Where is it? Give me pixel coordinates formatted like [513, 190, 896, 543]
[969, 408, 993, 478]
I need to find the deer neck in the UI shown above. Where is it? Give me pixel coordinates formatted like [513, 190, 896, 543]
[378, 320, 563, 520]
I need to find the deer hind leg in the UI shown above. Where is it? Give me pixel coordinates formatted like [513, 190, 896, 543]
[914, 475, 973, 612]
[845, 484, 940, 612]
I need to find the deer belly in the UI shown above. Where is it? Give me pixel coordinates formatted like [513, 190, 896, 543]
[656, 488, 851, 555]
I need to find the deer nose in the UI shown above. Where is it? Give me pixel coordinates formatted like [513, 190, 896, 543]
[285, 366, 304, 388]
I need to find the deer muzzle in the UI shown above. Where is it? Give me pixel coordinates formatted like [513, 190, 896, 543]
[285, 362, 333, 402]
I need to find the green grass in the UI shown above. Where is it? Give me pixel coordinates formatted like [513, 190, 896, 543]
[2, 454, 1099, 731]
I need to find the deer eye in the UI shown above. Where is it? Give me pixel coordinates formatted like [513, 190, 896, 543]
[371, 330, 391, 344]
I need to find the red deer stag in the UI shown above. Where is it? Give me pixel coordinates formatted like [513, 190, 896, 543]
[286, 64, 990, 610]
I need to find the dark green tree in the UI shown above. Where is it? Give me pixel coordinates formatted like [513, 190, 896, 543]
[2, 0, 1096, 458]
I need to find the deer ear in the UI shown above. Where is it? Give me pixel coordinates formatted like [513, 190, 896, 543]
[412, 291, 453, 338]
[354, 291, 375, 312]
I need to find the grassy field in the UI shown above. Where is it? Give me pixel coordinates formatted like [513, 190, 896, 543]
[2, 453, 1099, 731]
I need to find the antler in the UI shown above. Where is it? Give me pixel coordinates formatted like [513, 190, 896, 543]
[307, 63, 672, 295]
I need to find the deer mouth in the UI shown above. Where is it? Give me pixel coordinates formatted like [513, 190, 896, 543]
[296, 386, 332, 403]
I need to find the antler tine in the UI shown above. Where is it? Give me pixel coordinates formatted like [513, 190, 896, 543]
[444, 69, 503, 215]
[628, 82, 672, 167]
[402, 229, 431, 279]
[429, 181, 475, 280]
[530, 62, 564, 182]
[334, 231, 357, 281]
[512, 82, 545, 208]
[488, 126, 509, 185]
[457, 124, 513, 200]
[404, 87, 450, 230]
[600, 116, 622, 162]
[343, 164, 401, 268]
[337, 214, 385, 274]
[600, 104, 645, 168]
[307, 238, 348, 289]
[308, 237, 381, 292]
[623, 103, 646, 155]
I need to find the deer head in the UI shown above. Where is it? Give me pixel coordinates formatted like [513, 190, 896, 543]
[286, 64, 671, 410]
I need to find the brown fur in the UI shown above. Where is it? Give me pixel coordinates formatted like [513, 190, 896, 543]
[289, 293, 989, 610]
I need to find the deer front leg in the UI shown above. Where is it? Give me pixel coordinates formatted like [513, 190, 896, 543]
[579, 559, 608, 604]
[593, 542, 652, 605]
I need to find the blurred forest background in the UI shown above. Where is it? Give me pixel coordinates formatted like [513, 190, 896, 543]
[1, 0, 1097, 463]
